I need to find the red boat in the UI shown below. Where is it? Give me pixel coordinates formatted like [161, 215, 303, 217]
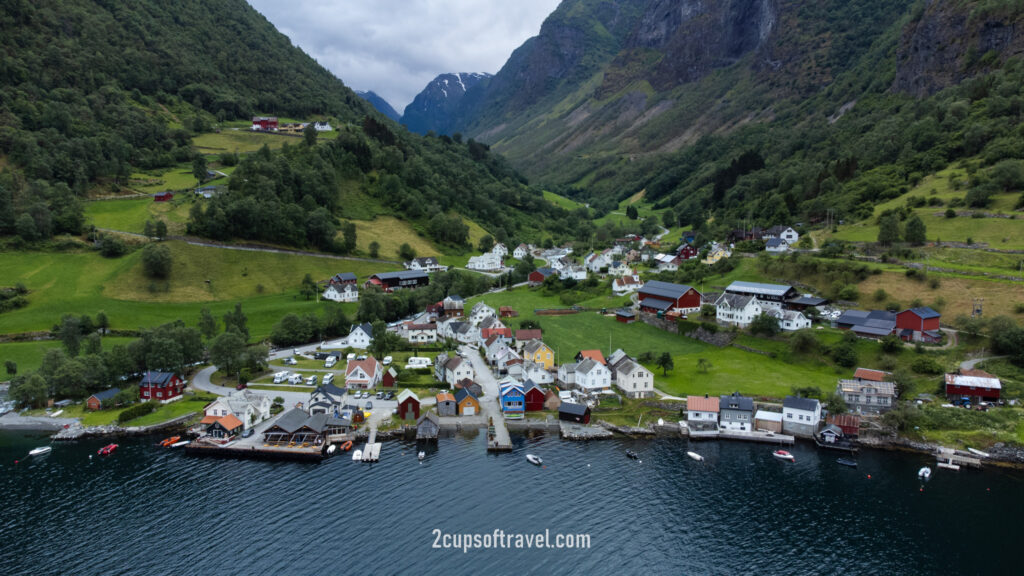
[98, 443, 119, 456]
[772, 449, 795, 462]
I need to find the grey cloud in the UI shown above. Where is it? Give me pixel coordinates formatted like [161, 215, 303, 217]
[248, 0, 560, 112]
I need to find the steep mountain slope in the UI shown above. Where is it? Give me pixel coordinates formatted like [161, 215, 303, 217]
[0, 0, 575, 250]
[356, 90, 402, 122]
[400, 72, 490, 135]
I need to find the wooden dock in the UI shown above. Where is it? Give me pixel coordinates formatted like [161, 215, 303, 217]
[486, 415, 513, 451]
[361, 428, 382, 462]
[935, 449, 982, 468]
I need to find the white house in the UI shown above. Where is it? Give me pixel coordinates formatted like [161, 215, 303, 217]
[653, 253, 679, 272]
[404, 257, 446, 272]
[549, 257, 568, 272]
[715, 293, 763, 328]
[469, 302, 497, 325]
[492, 242, 508, 257]
[451, 322, 478, 344]
[312, 121, 333, 132]
[494, 347, 522, 374]
[686, 395, 720, 424]
[614, 359, 654, 399]
[763, 225, 799, 245]
[308, 383, 347, 416]
[584, 251, 612, 273]
[612, 274, 642, 295]
[467, 252, 503, 271]
[403, 323, 437, 344]
[520, 360, 554, 385]
[773, 310, 811, 331]
[513, 244, 529, 260]
[574, 358, 612, 394]
[559, 265, 588, 281]
[557, 362, 578, 387]
[203, 390, 271, 429]
[444, 356, 475, 385]
[765, 238, 789, 253]
[606, 260, 630, 276]
[346, 323, 373, 349]
[782, 396, 821, 437]
[484, 336, 510, 364]
[322, 283, 358, 303]
[345, 357, 382, 389]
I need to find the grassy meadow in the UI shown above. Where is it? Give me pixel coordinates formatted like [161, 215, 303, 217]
[0, 337, 136, 374]
[85, 197, 194, 235]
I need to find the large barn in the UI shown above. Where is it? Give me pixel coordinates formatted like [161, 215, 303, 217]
[896, 307, 941, 342]
[637, 281, 702, 315]
[365, 270, 429, 293]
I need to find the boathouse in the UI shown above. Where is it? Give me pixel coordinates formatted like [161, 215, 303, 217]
[397, 389, 421, 420]
[455, 388, 480, 416]
[558, 402, 590, 424]
[416, 412, 440, 441]
[436, 392, 457, 417]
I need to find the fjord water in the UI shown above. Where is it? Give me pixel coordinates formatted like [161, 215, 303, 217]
[2, 431, 1020, 575]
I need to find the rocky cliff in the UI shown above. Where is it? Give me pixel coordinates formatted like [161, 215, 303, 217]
[894, 0, 1024, 96]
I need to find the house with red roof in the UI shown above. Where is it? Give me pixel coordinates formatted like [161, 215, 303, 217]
[345, 357, 382, 389]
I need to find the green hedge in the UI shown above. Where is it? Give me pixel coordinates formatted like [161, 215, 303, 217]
[117, 401, 159, 423]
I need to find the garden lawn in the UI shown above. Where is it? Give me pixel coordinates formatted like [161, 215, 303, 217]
[120, 397, 213, 427]
[0, 337, 136, 374]
[192, 130, 290, 154]
[128, 163, 199, 193]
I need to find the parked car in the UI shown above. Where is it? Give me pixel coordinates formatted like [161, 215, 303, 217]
[284, 357, 298, 366]
[357, 355, 367, 361]
[346, 353, 356, 361]
[365, 401, 373, 410]
[375, 391, 383, 399]
[382, 356, 392, 366]
[242, 429, 255, 438]
[387, 392, 395, 400]
[236, 382, 247, 390]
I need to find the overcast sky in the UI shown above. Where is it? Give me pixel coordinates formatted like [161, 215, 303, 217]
[248, 1, 561, 113]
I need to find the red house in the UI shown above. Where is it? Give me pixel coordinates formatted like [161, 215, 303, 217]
[524, 381, 546, 412]
[139, 371, 184, 402]
[827, 413, 861, 438]
[638, 281, 702, 314]
[675, 244, 699, 261]
[528, 267, 556, 287]
[382, 367, 398, 388]
[397, 389, 421, 420]
[251, 116, 278, 131]
[896, 307, 941, 342]
[153, 192, 173, 202]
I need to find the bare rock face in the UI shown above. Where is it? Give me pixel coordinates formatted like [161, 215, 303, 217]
[894, 1, 1024, 96]
[401, 73, 491, 135]
[602, 0, 776, 94]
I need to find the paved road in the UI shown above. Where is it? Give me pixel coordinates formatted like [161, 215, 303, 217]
[460, 344, 510, 447]
[960, 355, 1007, 371]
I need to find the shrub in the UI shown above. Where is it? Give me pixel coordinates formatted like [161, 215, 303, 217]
[880, 334, 903, 354]
[99, 236, 128, 258]
[117, 401, 159, 423]
[832, 342, 858, 368]
[873, 288, 888, 302]
[911, 357, 943, 375]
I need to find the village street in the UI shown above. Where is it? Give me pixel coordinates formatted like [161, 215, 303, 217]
[460, 344, 511, 448]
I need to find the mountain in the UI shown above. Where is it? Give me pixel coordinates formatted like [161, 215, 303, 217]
[401, 72, 491, 135]
[0, 0, 575, 250]
[427, 0, 1024, 231]
[356, 90, 401, 122]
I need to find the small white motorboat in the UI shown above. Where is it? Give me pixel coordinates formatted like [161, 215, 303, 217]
[687, 451, 704, 462]
[772, 450, 795, 462]
[526, 454, 543, 466]
[418, 451, 425, 460]
[352, 449, 363, 461]
[968, 448, 990, 458]
[918, 466, 932, 480]
[326, 444, 337, 455]
[169, 440, 190, 448]
[29, 446, 52, 456]
[50, 410, 63, 418]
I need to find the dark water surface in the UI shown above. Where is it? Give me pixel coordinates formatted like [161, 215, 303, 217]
[2, 430, 1021, 575]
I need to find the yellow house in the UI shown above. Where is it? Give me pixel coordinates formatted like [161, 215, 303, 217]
[701, 245, 731, 265]
[522, 339, 555, 370]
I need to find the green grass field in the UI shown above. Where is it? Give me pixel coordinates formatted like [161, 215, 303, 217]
[85, 197, 194, 235]
[0, 336, 136, 374]
[192, 130, 292, 154]
[0, 243, 384, 338]
[25, 393, 214, 427]
[543, 190, 586, 211]
[128, 163, 200, 193]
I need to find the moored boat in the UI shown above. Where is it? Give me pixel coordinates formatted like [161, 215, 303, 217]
[773, 450, 795, 462]
[836, 457, 858, 467]
[626, 450, 639, 460]
[341, 440, 353, 451]
[352, 449, 363, 461]
[918, 466, 932, 480]
[169, 440, 190, 448]
[526, 454, 543, 466]
[418, 451, 425, 460]
[29, 446, 52, 457]
[687, 451, 704, 462]
[326, 444, 337, 455]
[98, 443, 118, 456]
[160, 436, 181, 447]
[968, 448, 990, 458]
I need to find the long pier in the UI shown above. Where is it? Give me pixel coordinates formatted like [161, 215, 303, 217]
[361, 428, 382, 462]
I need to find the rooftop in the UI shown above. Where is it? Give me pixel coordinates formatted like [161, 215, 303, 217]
[783, 395, 820, 412]
[725, 281, 794, 297]
[687, 395, 720, 413]
[639, 280, 696, 301]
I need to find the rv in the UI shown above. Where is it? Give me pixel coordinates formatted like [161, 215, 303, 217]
[272, 371, 289, 384]
[323, 373, 335, 386]
[287, 373, 303, 385]
[304, 375, 318, 386]
[324, 356, 337, 368]
[405, 357, 432, 369]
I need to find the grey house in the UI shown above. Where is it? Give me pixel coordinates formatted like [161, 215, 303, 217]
[416, 411, 440, 441]
[719, 392, 754, 431]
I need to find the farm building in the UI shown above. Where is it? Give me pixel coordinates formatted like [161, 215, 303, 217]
[638, 281, 702, 315]
[86, 388, 120, 411]
[365, 270, 429, 292]
[153, 192, 173, 202]
[139, 372, 184, 402]
[723, 281, 798, 310]
[944, 372, 1001, 403]
[251, 116, 278, 131]
[896, 307, 942, 342]
[615, 309, 636, 323]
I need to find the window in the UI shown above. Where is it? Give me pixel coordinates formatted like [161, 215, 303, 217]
[786, 413, 793, 419]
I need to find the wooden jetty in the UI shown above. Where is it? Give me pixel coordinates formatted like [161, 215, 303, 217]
[185, 440, 324, 462]
[935, 447, 981, 468]
[487, 414, 513, 452]
[361, 428, 382, 462]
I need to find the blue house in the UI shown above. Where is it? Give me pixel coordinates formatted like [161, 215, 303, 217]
[498, 380, 525, 420]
